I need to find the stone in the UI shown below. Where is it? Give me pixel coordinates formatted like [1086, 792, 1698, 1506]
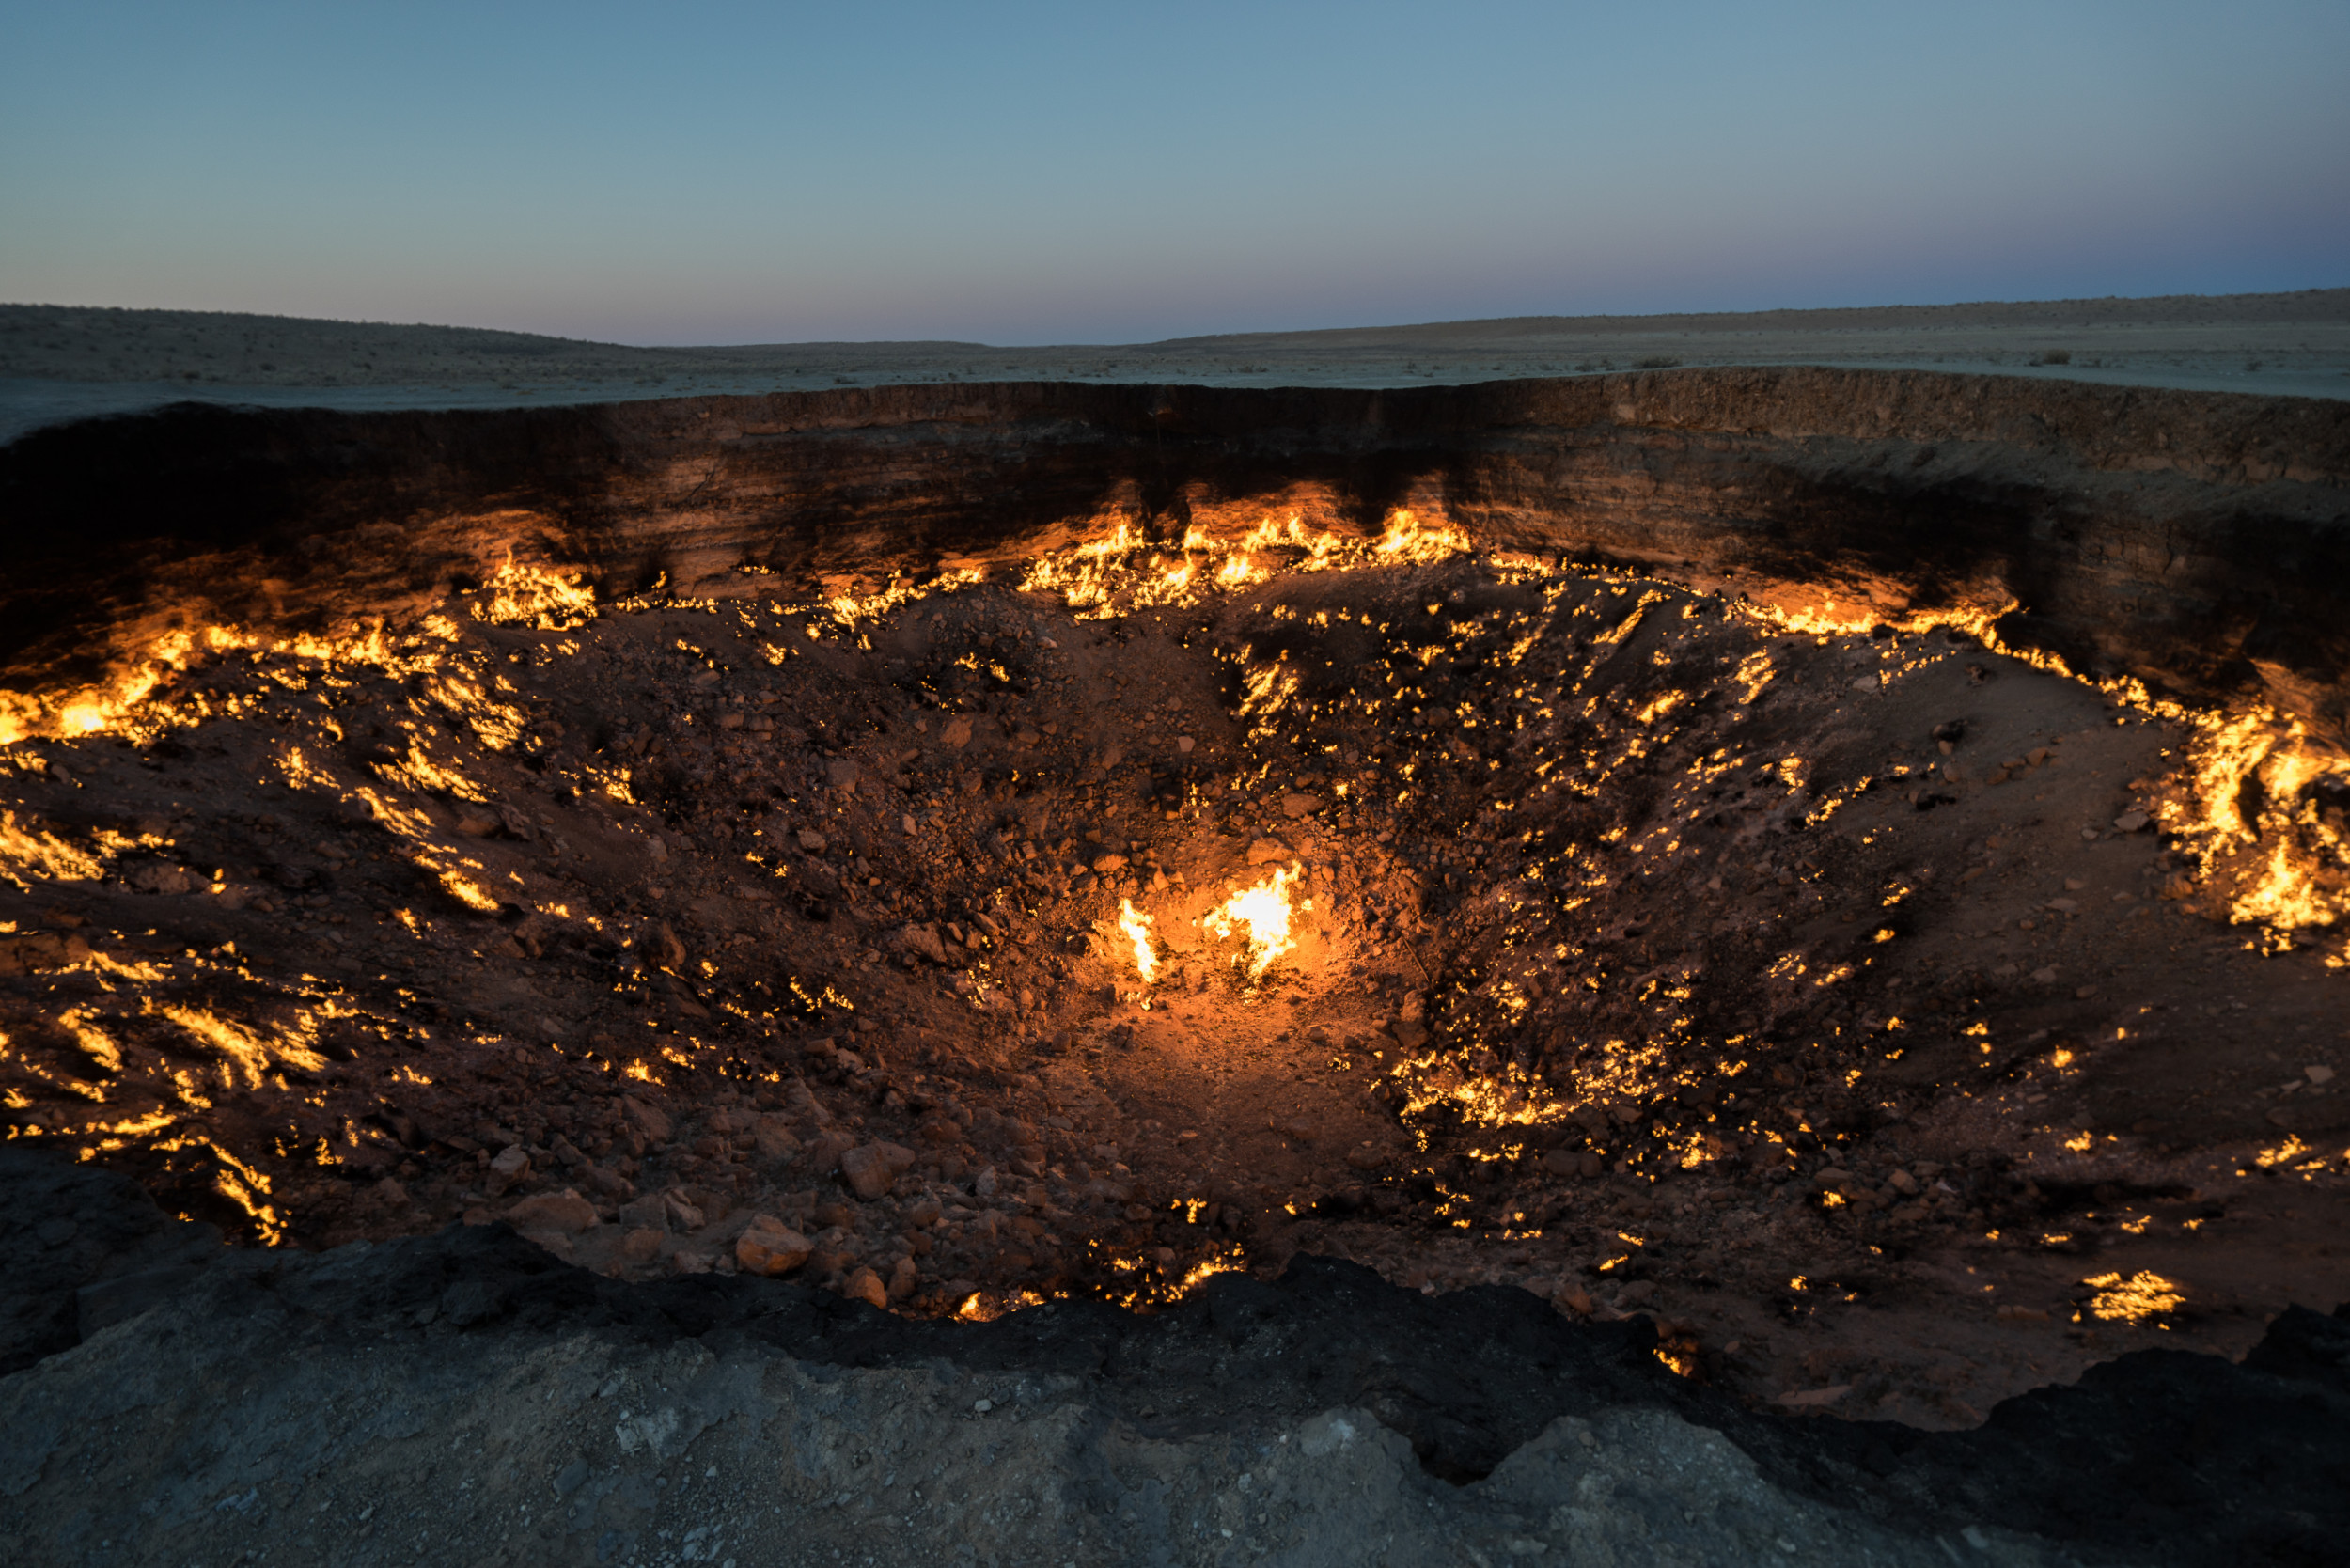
[1778, 1385, 1852, 1408]
[753, 1115, 801, 1161]
[488, 1145, 530, 1181]
[839, 1141, 919, 1200]
[888, 1257, 920, 1300]
[1280, 793, 1317, 818]
[663, 1190, 707, 1232]
[806, 1130, 857, 1175]
[1346, 1145, 1387, 1171]
[1887, 1168, 1919, 1196]
[505, 1189, 599, 1234]
[1176, 735, 1195, 753]
[617, 1194, 669, 1231]
[897, 923, 948, 964]
[2031, 965, 2059, 984]
[619, 1227, 664, 1264]
[797, 828, 828, 852]
[1090, 854, 1128, 874]
[939, 717, 973, 748]
[842, 1266, 888, 1309]
[2113, 809, 2152, 832]
[825, 759, 862, 792]
[1246, 839, 1289, 866]
[735, 1215, 814, 1277]
[621, 1097, 672, 1143]
[2307, 1065, 2336, 1085]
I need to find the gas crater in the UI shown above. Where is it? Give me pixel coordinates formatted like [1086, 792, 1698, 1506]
[3, 372, 2347, 1448]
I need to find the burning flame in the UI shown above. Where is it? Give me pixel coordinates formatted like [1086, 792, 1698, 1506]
[473, 554, 596, 629]
[1118, 899, 1157, 982]
[1205, 866, 1300, 979]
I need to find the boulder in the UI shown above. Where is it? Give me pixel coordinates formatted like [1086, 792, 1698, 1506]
[503, 1189, 598, 1235]
[735, 1215, 813, 1277]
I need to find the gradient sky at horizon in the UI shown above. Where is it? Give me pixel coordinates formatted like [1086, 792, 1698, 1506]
[3, 1, 2345, 347]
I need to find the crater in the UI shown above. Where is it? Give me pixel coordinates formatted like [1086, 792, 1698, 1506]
[2, 370, 2347, 1438]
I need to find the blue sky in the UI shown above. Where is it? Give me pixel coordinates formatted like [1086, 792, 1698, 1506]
[2, 1, 2344, 344]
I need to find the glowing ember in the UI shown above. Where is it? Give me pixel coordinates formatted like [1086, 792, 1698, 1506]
[1205, 866, 1300, 979]
[1118, 898, 1157, 982]
[2082, 1270, 2184, 1324]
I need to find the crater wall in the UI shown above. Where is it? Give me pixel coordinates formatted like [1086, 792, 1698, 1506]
[3, 368, 2345, 745]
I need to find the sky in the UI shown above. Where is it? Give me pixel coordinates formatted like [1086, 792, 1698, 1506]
[2, 1, 2345, 346]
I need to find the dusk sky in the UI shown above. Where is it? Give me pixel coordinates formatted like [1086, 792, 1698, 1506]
[3, 1, 2345, 346]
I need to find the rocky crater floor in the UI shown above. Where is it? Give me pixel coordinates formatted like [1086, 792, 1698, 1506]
[1, 372, 2347, 1561]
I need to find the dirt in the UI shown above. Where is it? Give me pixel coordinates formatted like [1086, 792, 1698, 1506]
[7, 1151, 2349, 1568]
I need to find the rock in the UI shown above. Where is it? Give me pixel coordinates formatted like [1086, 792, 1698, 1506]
[1246, 839, 1288, 865]
[841, 1266, 888, 1309]
[488, 1145, 530, 1181]
[621, 1097, 672, 1143]
[939, 717, 973, 748]
[126, 862, 196, 894]
[735, 1215, 813, 1277]
[1850, 675, 1878, 692]
[619, 1226, 663, 1264]
[650, 921, 687, 969]
[2031, 965, 2059, 984]
[798, 828, 828, 852]
[1552, 1282, 1594, 1316]
[663, 1190, 706, 1232]
[1280, 793, 1317, 818]
[1346, 1145, 1387, 1171]
[1539, 1149, 1583, 1177]
[1176, 735, 1195, 753]
[839, 1141, 919, 1200]
[1090, 854, 1128, 874]
[887, 1257, 920, 1300]
[1887, 1168, 1919, 1196]
[579, 1163, 634, 1201]
[753, 1115, 801, 1161]
[504, 1189, 599, 1235]
[897, 923, 948, 964]
[825, 759, 862, 792]
[806, 1130, 858, 1175]
[2309, 1064, 2337, 1085]
[1778, 1385, 1852, 1408]
[2114, 809, 2152, 832]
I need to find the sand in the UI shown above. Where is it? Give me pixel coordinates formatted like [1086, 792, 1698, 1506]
[4, 288, 2346, 444]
